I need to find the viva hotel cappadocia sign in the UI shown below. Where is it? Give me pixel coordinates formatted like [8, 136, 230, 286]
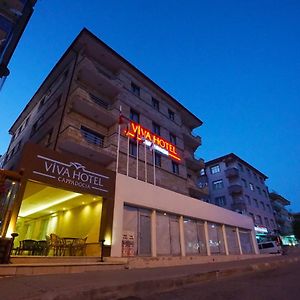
[19, 143, 116, 197]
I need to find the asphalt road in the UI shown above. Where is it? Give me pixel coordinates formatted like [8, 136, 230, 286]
[135, 259, 300, 300]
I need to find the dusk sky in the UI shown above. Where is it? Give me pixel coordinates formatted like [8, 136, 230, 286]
[1, 1, 299, 211]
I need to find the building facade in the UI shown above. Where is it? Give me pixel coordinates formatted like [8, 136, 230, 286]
[0, 0, 37, 90]
[269, 192, 293, 237]
[1, 29, 258, 258]
[204, 154, 277, 240]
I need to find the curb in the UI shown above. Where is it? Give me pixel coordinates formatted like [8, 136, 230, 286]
[34, 256, 299, 300]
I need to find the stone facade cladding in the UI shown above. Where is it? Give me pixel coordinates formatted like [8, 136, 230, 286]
[3, 28, 206, 199]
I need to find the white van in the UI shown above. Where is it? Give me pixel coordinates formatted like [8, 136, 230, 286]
[258, 241, 282, 254]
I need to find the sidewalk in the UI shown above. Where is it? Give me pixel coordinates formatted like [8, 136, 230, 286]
[0, 252, 299, 300]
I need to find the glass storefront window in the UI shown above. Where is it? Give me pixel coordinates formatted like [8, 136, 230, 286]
[207, 222, 225, 254]
[184, 218, 206, 255]
[226, 226, 240, 254]
[239, 230, 254, 254]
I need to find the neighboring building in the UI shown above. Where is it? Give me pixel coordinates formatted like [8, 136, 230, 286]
[269, 192, 294, 242]
[204, 154, 277, 240]
[0, 0, 37, 90]
[0, 29, 258, 258]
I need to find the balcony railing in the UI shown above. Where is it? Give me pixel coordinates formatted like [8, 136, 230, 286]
[80, 126, 104, 147]
[228, 184, 243, 195]
[225, 167, 239, 178]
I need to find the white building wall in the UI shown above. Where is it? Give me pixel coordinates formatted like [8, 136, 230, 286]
[111, 173, 258, 257]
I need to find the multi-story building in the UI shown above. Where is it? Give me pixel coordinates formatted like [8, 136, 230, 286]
[0, 0, 37, 90]
[269, 192, 293, 237]
[204, 154, 277, 240]
[0, 29, 257, 258]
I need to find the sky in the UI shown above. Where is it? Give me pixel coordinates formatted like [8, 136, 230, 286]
[1, 0, 299, 211]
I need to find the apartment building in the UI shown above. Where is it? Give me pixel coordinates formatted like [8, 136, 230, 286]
[205, 154, 277, 239]
[269, 192, 293, 237]
[1, 29, 257, 258]
[0, 0, 37, 90]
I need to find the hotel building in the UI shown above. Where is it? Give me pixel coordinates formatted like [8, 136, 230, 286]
[0, 29, 257, 258]
[204, 154, 277, 240]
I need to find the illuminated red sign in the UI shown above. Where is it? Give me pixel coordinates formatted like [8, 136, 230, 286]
[125, 121, 181, 161]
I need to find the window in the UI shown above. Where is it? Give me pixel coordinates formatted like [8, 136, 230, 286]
[130, 109, 140, 123]
[263, 190, 267, 198]
[238, 163, 244, 172]
[245, 195, 251, 205]
[259, 176, 264, 183]
[249, 183, 254, 191]
[131, 82, 140, 96]
[241, 178, 247, 188]
[129, 141, 137, 157]
[266, 204, 271, 212]
[80, 126, 104, 147]
[260, 201, 265, 210]
[155, 153, 161, 167]
[169, 133, 176, 145]
[215, 196, 226, 206]
[257, 186, 261, 194]
[257, 215, 262, 225]
[247, 168, 251, 176]
[254, 199, 258, 208]
[152, 97, 159, 111]
[264, 217, 270, 227]
[253, 173, 258, 181]
[168, 109, 175, 121]
[172, 161, 179, 174]
[210, 165, 220, 174]
[270, 219, 275, 228]
[212, 179, 224, 190]
[152, 122, 161, 135]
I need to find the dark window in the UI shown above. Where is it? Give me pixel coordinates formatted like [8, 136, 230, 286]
[172, 161, 179, 174]
[212, 179, 224, 190]
[257, 186, 261, 194]
[254, 199, 259, 208]
[130, 109, 140, 123]
[215, 196, 226, 206]
[152, 98, 160, 111]
[155, 153, 161, 167]
[80, 126, 104, 147]
[245, 195, 251, 205]
[238, 163, 244, 172]
[129, 141, 137, 157]
[168, 109, 175, 121]
[169, 133, 176, 145]
[260, 201, 265, 210]
[241, 178, 247, 188]
[131, 82, 140, 96]
[152, 122, 160, 135]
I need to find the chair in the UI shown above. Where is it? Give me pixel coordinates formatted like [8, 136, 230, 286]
[34, 240, 49, 256]
[49, 234, 63, 256]
[17, 240, 37, 255]
[72, 237, 87, 256]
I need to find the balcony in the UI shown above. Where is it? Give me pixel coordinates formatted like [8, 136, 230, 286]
[76, 57, 122, 98]
[225, 167, 239, 178]
[58, 125, 116, 166]
[228, 184, 243, 195]
[187, 178, 209, 201]
[70, 87, 117, 127]
[182, 127, 202, 150]
[231, 199, 247, 212]
[184, 150, 205, 171]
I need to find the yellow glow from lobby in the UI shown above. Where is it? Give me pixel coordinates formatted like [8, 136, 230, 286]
[19, 192, 82, 217]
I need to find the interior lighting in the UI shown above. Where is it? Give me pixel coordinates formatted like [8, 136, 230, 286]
[19, 192, 82, 217]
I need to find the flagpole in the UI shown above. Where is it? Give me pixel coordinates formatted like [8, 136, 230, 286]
[126, 133, 130, 176]
[153, 149, 156, 186]
[144, 141, 147, 183]
[136, 136, 139, 180]
[116, 105, 122, 173]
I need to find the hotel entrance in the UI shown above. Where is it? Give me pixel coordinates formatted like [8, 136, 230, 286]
[14, 180, 103, 256]
[6, 143, 116, 257]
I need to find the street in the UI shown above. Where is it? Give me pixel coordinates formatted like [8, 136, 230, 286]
[136, 260, 300, 300]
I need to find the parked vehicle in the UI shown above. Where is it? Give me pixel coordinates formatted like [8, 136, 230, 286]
[258, 241, 282, 254]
